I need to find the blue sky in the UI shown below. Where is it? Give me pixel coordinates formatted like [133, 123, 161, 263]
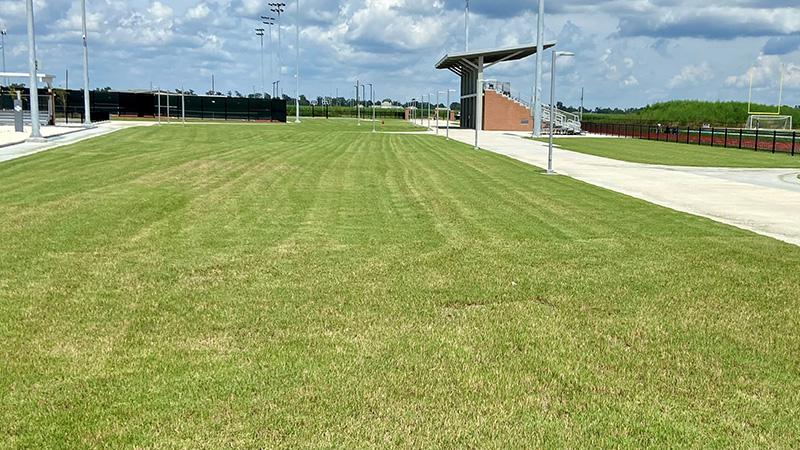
[0, 0, 799, 108]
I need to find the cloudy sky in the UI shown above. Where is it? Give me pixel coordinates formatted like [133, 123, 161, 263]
[0, 0, 799, 108]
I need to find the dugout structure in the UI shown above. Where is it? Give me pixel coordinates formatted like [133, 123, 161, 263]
[435, 42, 556, 133]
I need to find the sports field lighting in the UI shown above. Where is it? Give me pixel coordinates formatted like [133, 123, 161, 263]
[81, 0, 92, 127]
[255, 28, 265, 96]
[25, 0, 42, 139]
[1, 28, 7, 87]
[547, 50, 574, 175]
[532, 0, 545, 138]
[262, 17, 276, 90]
[294, 0, 301, 124]
[268, 3, 285, 87]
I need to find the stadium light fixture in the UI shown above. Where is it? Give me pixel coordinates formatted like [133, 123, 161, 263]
[547, 50, 574, 175]
[268, 3, 285, 85]
[262, 17, 276, 94]
[25, 0, 42, 139]
[81, 0, 92, 127]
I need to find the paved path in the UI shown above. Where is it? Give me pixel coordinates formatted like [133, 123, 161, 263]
[0, 121, 153, 163]
[440, 127, 800, 246]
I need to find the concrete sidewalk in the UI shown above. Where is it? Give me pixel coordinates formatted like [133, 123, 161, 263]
[0, 121, 153, 164]
[441, 127, 800, 246]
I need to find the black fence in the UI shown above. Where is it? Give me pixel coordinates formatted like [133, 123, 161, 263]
[18, 89, 288, 123]
[584, 122, 798, 156]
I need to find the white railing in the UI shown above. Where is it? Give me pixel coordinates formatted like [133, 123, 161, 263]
[502, 91, 582, 134]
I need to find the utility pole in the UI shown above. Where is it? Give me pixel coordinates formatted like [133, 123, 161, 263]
[532, 0, 545, 137]
[81, 0, 92, 127]
[26, 0, 42, 139]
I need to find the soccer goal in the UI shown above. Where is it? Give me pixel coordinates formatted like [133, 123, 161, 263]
[746, 63, 791, 130]
[746, 114, 792, 130]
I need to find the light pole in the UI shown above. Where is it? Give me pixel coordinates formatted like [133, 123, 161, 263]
[269, 3, 285, 89]
[81, 0, 92, 127]
[26, 0, 42, 139]
[532, 0, 545, 137]
[262, 17, 276, 95]
[255, 28, 265, 96]
[367, 83, 375, 132]
[361, 84, 367, 125]
[355, 80, 360, 125]
[465, 0, 469, 52]
[293, 0, 300, 123]
[446, 89, 455, 140]
[435, 91, 440, 134]
[427, 93, 432, 129]
[547, 51, 574, 175]
[1, 28, 7, 87]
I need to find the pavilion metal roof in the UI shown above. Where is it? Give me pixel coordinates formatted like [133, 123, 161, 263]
[435, 42, 557, 75]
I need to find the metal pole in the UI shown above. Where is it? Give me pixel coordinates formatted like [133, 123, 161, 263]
[446, 90, 451, 140]
[181, 90, 185, 124]
[356, 80, 360, 125]
[26, 0, 42, 139]
[475, 56, 484, 149]
[370, 83, 375, 132]
[548, 51, 556, 174]
[81, 0, 91, 127]
[258, 31, 265, 96]
[532, 0, 545, 137]
[465, 0, 469, 51]
[157, 91, 161, 125]
[435, 91, 440, 134]
[1, 28, 7, 87]
[362, 84, 367, 124]
[294, 0, 300, 123]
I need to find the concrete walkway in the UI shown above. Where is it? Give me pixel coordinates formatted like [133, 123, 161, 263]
[440, 126, 800, 246]
[0, 121, 153, 163]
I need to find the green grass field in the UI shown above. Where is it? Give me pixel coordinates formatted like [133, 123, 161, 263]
[2, 120, 800, 447]
[546, 137, 800, 167]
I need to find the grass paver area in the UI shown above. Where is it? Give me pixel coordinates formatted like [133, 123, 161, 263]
[546, 137, 800, 167]
[2, 120, 800, 447]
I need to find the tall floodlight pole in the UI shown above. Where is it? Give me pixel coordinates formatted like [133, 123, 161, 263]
[26, 0, 42, 139]
[1, 28, 7, 87]
[465, 0, 469, 51]
[81, 0, 92, 127]
[361, 84, 367, 125]
[294, 0, 300, 123]
[427, 93, 432, 129]
[262, 17, 276, 95]
[368, 83, 375, 132]
[255, 28, 265, 96]
[547, 51, 574, 175]
[532, 0, 545, 137]
[269, 3, 285, 89]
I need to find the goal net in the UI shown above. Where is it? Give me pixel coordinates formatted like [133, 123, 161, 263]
[746, 114, 792, 130]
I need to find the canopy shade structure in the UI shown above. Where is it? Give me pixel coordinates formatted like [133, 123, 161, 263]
[435, 42, 556, 75]
[435, 42, 556, 137]
[0, 72, 56, 86]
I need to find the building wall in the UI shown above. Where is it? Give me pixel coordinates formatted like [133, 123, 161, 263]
[482, 90, 533, 132]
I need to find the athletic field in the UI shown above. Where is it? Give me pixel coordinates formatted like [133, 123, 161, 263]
[2, 120, 799, 447]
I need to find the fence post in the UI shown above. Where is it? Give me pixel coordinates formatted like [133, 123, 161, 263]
[754, 129, 759, 151]
[793, 131, 796, 156]
[724, 128, 728, 148]
[772, 130, 777, 153]
[686, 127, 690, 144]
[739, 129, 743, 149]
[710, 128, 714, 147]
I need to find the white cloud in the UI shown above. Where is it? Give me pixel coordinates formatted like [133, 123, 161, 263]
[186, 4, 211, 21]
[668, 62, 714, 88]
[725, 55, 800, 89]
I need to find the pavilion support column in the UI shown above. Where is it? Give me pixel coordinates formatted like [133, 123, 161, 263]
[475, 55, 483, 149]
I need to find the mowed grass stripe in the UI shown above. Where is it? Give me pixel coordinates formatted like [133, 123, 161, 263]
[1, 120, 799, 448]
